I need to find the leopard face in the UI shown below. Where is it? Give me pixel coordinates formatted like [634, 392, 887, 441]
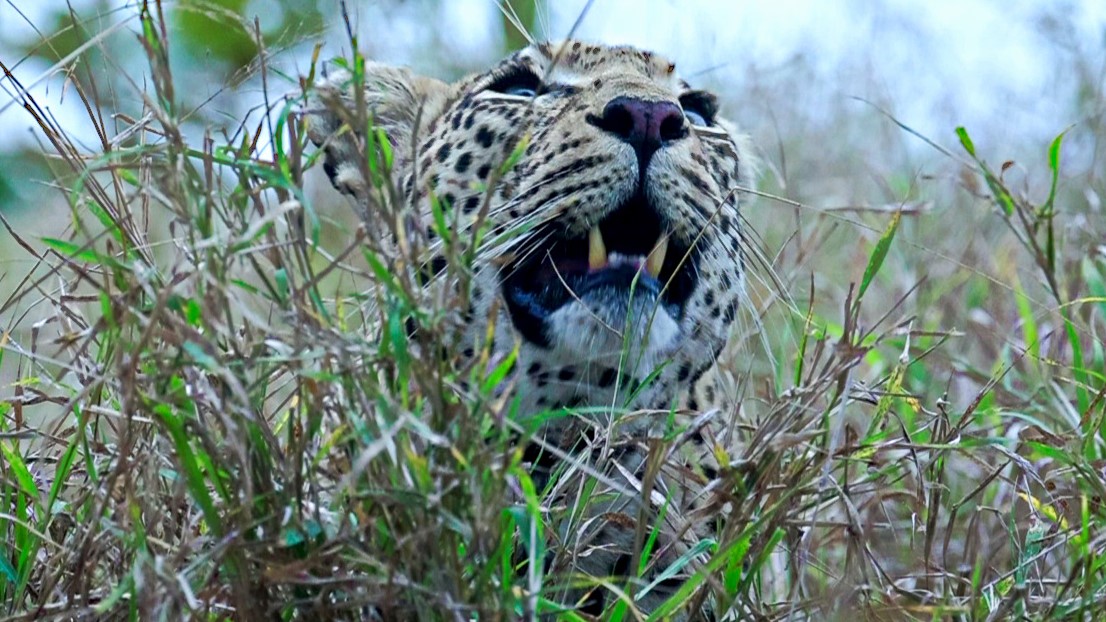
[308, 40, 754, 424]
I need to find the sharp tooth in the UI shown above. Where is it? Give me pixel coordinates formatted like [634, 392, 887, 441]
[646, 234, 668, 277]
[588, 226, 607, 271]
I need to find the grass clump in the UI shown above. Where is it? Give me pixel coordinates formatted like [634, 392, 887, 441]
[1, 2, 1105, 620]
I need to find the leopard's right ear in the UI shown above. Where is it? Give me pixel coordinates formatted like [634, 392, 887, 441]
[304, 61, 452, 206]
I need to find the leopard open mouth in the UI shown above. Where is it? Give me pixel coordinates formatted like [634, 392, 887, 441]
[501, 191, 698, 348]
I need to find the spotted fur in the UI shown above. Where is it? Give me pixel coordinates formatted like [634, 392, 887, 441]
[305, 40, 756, 618]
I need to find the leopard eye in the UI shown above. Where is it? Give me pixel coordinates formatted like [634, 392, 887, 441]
[679, 91, 717, 127]
[684, 108, 708, 126]
[509, 85, 538, 97]
[487, 67, 543, 98]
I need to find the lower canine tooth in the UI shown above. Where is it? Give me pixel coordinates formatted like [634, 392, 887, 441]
[588, 227, 607, 270]
[646, 234, 668, 277]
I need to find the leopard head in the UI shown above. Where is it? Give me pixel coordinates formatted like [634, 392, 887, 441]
[306, 40, 755, 423]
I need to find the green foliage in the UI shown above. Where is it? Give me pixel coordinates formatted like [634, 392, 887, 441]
[175, 0, 258, 68]
[0, 152, 52, 214]
[500, 0, 543, 51]
[174, 0, 323, 71]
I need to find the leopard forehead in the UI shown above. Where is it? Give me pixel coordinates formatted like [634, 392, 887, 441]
[512, 40, 682, 83]
[450, 40, 708, 131]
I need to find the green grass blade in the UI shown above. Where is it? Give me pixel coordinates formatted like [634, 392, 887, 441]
[855, 209, 901, 307]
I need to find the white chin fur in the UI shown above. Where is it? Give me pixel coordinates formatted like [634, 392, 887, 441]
[544, 294, 680, 375]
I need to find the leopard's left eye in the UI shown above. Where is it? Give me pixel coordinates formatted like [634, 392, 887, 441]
[487, 67, 543, 98]
[679, 91, 717, 127]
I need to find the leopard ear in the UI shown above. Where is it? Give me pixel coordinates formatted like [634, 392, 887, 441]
[305, 61, 451, 206]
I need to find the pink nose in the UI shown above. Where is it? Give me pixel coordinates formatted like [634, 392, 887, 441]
[590, 96, 688, 163]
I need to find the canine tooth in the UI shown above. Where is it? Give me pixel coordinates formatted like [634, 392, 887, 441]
[646, 234, 668, 277]
[588, 226, 607, 270]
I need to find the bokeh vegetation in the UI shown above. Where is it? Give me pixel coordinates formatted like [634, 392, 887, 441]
[1, 1, 1104, 619]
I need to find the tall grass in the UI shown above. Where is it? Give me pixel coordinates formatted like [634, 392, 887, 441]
[2, 2, 1105, 620]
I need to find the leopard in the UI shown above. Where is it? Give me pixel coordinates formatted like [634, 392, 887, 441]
[304, 39, 757, 619]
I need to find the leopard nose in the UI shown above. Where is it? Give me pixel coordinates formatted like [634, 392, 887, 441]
[589, 96, 688, 164]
